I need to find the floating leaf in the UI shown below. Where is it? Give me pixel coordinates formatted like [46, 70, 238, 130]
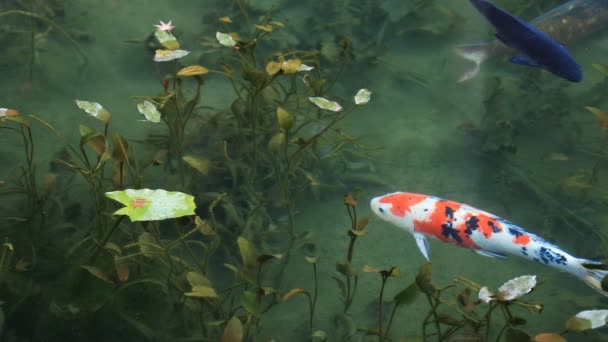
[255, 24, 273, 32]
[221, 316, 243, 342]
[0, 108, 19, 118]
[81, 265, 114, 285]
[276, 106, 292, 131]
[532, 333, 566, 342]
[154, 49, 190, 62]
[283, 288, 307, 302]
[309, 96, 342, 112]
[177, 65, 209, 76]
[137, 101, 161, 123]
[354, 88, 371, 105]
[154, 30, 179, 50]
[497, 275, 536, 301]
[478, 286, 494, 303]
[105, 189, 196, 221]
[566, 310, 608, 331]
[75, 100, 111, 124]
[218, 16, 232, 23]
[216, 32, 236, 47]
[185, 285, 218, 298]
[183, 155, 211, 175]
[305, 256, 319, 264]
[297, 64, 314, 72]
[282, 59, 301, 74]
[138, 232, 161, 257]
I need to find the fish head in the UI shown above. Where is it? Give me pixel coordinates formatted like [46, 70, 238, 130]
[545, 55, 583, 82]
[371, 192, 427, 230]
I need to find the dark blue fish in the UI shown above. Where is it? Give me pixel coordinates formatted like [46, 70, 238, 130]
[469, 0, 583, 82]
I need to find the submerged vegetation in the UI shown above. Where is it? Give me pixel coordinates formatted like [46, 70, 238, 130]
[1, 0, 608, 341]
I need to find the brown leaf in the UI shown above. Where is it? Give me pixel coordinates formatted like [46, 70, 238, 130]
[344, 193, 357, 206]
[356, 217, 371, 230]
[115, 257, 129, 282]
[532, 333, 567, 342]
[283, 288, 307, 302]
[15, 257, 29, 272]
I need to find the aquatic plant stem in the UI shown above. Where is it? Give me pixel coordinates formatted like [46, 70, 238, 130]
[0, 10, 88, 66]
[378, 272, 389, 342]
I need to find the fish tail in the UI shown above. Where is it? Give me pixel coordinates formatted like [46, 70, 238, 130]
[453, 43, 495, 82]
[579, 260, 608, 297]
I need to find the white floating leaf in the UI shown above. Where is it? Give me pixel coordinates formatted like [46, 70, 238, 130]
[478, 286, 493, 303]
[154, 30, 179, 50]
[497, 275, 536, 301]
[309, 97, 342, 112]
[297, 64, 314, 72]
[216, 32, 236, 47]
[75, 100, 111, 123]
[105, 188, 196, 221]
[136, 101, 161, 123]
[154, 49, 190, 62]
[354, 88, 371, 105]
[571, 310, 608, 330]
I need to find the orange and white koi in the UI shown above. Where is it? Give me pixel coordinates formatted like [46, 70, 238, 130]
[371, 191, 608, 295]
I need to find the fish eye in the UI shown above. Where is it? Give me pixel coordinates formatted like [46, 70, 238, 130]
[378, 207, 385, 213]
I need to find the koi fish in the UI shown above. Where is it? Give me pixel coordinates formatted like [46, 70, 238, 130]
[370, 192, 608, 295]
[456, 0, 608, 82]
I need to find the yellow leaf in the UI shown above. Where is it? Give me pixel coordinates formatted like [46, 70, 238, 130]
[266, 60, 282, 75]
[185, 285, 218, 298]
[270, 21, 285, 27]
[183, 155, 211, 175]
[255, 24, 273, 32]
[195, 216, 215, 235]
[187, 271, 212, 287]
[221, 316, 243, 342]
[177, 65, 209, 76]
[281, 59, 302, 74]
[218, 16, 232, 23]
[276, 106, 293, 131]
[268, 132, 285, 153]
[363, 265, 381, 273]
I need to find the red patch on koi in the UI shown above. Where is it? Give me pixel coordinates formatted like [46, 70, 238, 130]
[514, 234, 531, 245]
[380, 192, 428, 217]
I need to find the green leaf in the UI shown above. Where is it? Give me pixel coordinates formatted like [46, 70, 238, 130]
[185, 285, 218, 298]
[394, 281, 420, 307]
[237, 237, 258, 269]
[241, 290, 260, 317]
[136, 101, 161, 123]
[105, 188, 196, 221]
[119, 312, 154, 338]
[138, 232, 161, 257]
[222, 316, 243, 342]
[186, 271, 212, 287]
[309, 96, 342, 112]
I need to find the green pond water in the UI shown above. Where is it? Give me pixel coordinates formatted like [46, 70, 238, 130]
[1, 0, 608, 341]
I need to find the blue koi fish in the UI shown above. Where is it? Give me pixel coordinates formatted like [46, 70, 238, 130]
[468, 0, 583, 82]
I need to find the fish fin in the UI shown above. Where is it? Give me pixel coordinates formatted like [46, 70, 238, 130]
[453, 43, 494, 65]
[494, 32, 510, 46]
[580, 260, 608, 296]
[414, 232, 430, 261]
[510, 56, 539, 67]
[473, 249, 507, 258]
